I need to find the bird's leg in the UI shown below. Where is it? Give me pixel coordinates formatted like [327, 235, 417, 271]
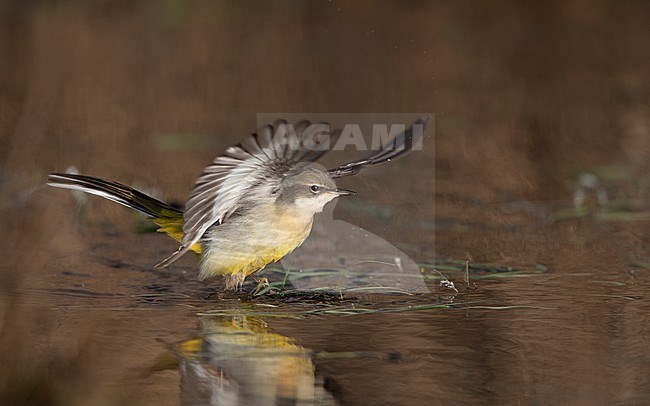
[224, 273, 247, 291]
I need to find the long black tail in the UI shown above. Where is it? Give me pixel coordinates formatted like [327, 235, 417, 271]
[47, 173, 182, 219]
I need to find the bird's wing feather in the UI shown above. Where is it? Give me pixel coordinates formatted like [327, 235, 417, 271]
[327, 115, 431, 178]
[156, 120, 337, 268]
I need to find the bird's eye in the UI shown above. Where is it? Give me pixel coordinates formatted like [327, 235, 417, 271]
[310, 185, 320, 193]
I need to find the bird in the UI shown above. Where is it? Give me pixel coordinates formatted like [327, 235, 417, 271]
[48, 117, 429, 290]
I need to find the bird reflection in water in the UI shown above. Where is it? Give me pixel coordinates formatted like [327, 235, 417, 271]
[177, 316, 337, 405]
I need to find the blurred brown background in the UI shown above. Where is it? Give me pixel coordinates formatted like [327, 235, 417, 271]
[1, 1, 650, 405]
[2, 0, 648, 198]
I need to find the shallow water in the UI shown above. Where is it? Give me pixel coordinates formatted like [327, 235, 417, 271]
[3, 203, 650, 405]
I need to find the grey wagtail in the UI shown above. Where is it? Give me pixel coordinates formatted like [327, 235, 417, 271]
[48, 117, 429, 290]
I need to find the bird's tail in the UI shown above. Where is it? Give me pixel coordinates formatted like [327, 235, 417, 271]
[47, 173, 201, 255]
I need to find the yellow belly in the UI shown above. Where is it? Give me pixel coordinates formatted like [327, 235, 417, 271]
[198, 209, 314, 289]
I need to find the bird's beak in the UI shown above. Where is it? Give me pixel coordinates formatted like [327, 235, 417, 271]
[334, 188, 356, 196]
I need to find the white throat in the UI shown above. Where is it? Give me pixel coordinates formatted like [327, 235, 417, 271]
[293, 195, 337, 217]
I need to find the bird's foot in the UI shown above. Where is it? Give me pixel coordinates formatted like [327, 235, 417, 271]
[251, 276, 270, 296]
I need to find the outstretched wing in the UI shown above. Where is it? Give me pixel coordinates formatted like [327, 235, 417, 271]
[327, 115, 430, 178]
[155, 120, 339, 268]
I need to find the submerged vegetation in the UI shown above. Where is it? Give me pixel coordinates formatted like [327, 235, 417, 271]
[247, 258, 549, 297]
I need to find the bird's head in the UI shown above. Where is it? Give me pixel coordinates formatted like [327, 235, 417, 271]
[275, 168, 355, 216]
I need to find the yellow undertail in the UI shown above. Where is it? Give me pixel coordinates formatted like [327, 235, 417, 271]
[153, 214, 202, 254]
